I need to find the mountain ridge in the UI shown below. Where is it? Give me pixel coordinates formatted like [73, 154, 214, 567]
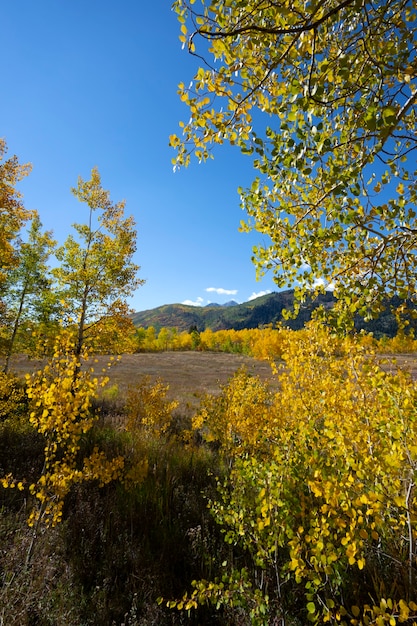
[132, 290, 414, 337]
[132, 290, 335, 333]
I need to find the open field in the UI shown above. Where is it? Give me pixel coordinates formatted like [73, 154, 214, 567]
[6, 351, 278, 414]
[6, 350, 417, 415]
[2, 348, 417, 625]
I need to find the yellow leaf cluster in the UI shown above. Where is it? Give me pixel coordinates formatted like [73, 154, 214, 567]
[193, 367, 273, 456]
[22, 330, 124, 528]
[125, 375, 178, 439]
[0, 371, 27, 421]
[192, 320, 417, 622]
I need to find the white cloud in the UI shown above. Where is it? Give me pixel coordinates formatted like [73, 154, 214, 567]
[182, 297, 205, 307]
[313, 278, 336, 291]
[297, 260, 336, 292]
[248, 289, 272, 301]
[205, 287, 238, 296]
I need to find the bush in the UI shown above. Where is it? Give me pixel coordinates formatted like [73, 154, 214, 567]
[0, 371, 28, 421]
[171, 322, 417, 625]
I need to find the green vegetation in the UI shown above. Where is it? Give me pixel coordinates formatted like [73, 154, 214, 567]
[1, 323, 417, 624]
[172, 0, 417, 323]
[0, 154, 142, 366]
[132, 291, 417, 338]
[166, 324, 417, 625]
[0, 352, 220, 625]
[131, 290, 333, 332]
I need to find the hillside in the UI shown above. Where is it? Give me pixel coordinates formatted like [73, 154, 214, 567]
[132, 290, 416, 337]
[131, 290, 336, 333]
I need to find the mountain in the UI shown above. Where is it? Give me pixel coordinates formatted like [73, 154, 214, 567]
[132, 290, 335, 333]
[204, 300, 238, 308]
[132, 290, 415, 337]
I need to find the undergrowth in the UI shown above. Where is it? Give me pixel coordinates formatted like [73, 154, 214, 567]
[1, 323, 417, 624]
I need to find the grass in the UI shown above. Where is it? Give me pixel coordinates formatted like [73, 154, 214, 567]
[0, 351, 279, 626]
[2, 348, 417, 625]
[6, 351, 278, 414]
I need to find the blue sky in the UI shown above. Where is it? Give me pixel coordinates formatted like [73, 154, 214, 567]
[1, 0, 278, 311]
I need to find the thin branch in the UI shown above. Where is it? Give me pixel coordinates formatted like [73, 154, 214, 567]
[194, 0, 357, 40]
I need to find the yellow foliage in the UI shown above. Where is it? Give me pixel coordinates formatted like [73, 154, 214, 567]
[193, 368, 273, 456]
[0, 371, 27, 421]
[0, 139, 32, 287]
[88, 314, 139, 354]
[191, 321, 417, 622]
[125, 376, 178, 438]
[122, 376, 179, 489]
[375, 330, 417, 354]
[138, 325, 290, 359]
[5, 330, 125, 528]
[199, 326, 288, 359]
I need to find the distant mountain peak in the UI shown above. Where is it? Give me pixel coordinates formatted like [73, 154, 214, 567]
[205, 300, 238, 308]
[132, 290, 333, 332]
[131, 290, 407, 337]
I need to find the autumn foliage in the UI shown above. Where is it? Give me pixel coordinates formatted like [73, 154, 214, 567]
[2, 313, 417, 624]
[2, 141, 417, 624]
[167, 322, 417, 624]
[2, 331, 125, 531]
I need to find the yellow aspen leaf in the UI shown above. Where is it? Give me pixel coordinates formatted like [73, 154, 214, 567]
[307, 602, 316, 614]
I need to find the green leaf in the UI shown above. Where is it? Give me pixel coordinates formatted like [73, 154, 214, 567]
[307, 602, 316, 614]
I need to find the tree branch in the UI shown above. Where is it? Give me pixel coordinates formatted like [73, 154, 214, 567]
[194, 0, 357, 40]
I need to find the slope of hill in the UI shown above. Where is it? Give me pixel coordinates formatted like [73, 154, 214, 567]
[132, 290, 416, 337]
[131, 290, 336, 333]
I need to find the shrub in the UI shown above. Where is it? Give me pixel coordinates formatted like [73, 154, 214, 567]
[125, 376, 179, 439]
[0, 371, 28, 421]
[168, 322, 417, 625]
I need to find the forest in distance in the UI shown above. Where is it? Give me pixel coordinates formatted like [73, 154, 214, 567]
[131, 290, 417, 337]
[2, 0, 417, 623]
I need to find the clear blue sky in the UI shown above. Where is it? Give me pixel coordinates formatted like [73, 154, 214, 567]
[1, 0, 278, 311]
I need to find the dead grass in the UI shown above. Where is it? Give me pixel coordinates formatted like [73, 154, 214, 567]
[6, 350, 417, 415]
[377, 353, 417, 379]
[6, 351, 277, 414]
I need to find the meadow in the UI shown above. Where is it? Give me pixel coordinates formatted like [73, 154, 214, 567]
[6, 350, 277, 411]
[1, 327, 417, 625]
[0, 348, 280, 626]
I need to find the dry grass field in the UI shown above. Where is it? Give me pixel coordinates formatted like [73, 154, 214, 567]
[6, 351, 278, 414]
[379, 353, 417, 379]
[6, 350, 417, 415]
